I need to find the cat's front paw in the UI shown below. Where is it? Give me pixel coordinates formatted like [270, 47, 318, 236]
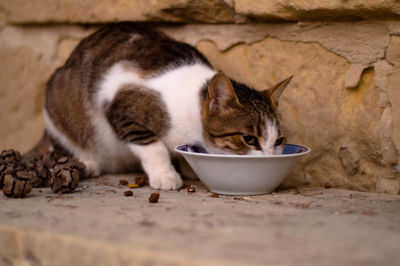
[149, 170, 183, 190]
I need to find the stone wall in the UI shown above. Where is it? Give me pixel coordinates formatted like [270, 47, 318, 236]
[0, 0, 399, 193]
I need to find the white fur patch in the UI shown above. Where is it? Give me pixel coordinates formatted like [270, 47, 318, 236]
[146, 64, 216, 149]
[96, 62, 216, 151]
[265, 120, 279, 155]
[44, 108, 136, 174]
[89, 109, 136, 173]
[247, 120, 282, 156]
[96, 62, 142, 106]
[128, 33, 142, 43]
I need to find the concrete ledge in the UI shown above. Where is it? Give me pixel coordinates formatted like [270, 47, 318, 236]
[1, 176, 399, 265]
[0, 226, 209, 266]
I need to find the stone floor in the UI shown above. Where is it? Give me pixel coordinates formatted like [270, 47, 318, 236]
[0, 175, 399, 266]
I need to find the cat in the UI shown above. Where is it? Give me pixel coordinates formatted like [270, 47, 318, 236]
[27, 22, 292, 190]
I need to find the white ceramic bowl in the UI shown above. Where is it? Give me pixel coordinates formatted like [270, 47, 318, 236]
[175, 144, 310, 195]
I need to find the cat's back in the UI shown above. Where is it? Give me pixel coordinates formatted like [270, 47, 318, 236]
[46, 22, 212, 119]
[64, 23, 211, 91]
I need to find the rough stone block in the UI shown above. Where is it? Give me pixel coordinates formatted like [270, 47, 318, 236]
[2, 0, 400, 23]
[386, 37, 400, 163]
[234, 0, 400, 21]
[376, 178, 400, 194]
[387, 36, 400, 66]
[0, 47, 48, 153]
[0, 0, 236, 24]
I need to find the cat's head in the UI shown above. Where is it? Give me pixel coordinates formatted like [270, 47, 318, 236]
[201, 72, 292, 155]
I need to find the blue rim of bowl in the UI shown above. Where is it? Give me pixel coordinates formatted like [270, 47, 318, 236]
[174, 144, 311, 158]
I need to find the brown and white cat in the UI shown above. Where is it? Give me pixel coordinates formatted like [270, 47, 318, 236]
[28, 22, 292, 190]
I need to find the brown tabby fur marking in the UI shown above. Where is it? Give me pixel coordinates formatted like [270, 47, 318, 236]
[105, 86, 169, 145]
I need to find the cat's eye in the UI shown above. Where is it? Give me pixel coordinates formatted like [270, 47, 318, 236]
[274, 137, 286, 147]
[243, 134, 259, 146]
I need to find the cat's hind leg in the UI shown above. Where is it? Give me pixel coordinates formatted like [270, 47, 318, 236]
[23, 130, 53, 161]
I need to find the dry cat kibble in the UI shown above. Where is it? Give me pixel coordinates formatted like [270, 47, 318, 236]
[187, 185, 196, 193]
[128, 183, 140, 188]
[134, 176, 148, 187]
[148, 192, 160, 203]
[124, 190, 133, 197]
[119, 179, 128, 185]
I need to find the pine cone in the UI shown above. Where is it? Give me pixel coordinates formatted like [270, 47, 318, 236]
[0, 149, 34, 198]
[0, 149, 22, 189]
[1, 149, 87, 197]
[49, 157, 84, 194]
[0, 149, 22, 165]
[0, 163, 6, 190]
[2, 165, 33, 198]
[20, 157, 55, 188]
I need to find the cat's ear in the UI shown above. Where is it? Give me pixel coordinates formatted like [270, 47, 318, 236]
[262, 76, 293, 106]
[207, 71, 242, 115]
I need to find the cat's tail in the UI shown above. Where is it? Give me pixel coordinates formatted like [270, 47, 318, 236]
[23, 130, 53, 160]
